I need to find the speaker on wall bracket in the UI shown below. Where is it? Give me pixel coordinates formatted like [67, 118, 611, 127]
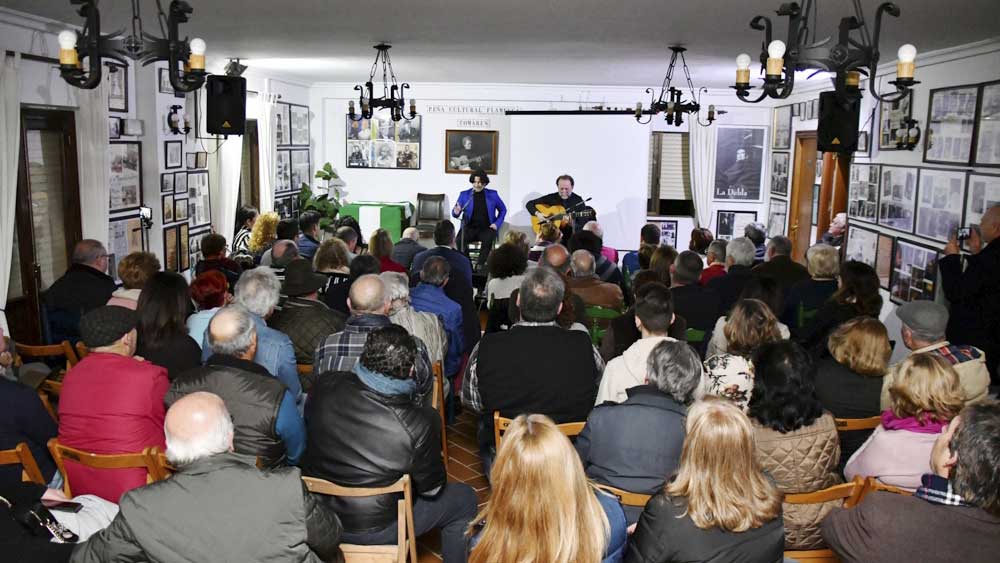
[205, 75, 247, 136]
[817, 90, 860, 154]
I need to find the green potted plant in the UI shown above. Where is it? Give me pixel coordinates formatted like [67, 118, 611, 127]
[297, 162, 346, 230]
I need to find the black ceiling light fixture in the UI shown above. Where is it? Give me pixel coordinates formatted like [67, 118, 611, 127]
[731, 1, 918, 105]
[635, 46, 722, 127]
[57, 0, 207, 92]
[348, 43, 416, 122]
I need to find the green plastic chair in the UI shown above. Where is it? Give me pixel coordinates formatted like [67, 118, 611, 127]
[586, 306, 623, 346]
[798, 304, 819, 328]
[685, 328, 707, 344]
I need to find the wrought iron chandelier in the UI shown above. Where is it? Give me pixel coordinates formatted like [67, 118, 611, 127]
[636, 46, 719, 127]
[57, 0, 207, 92]
[348, 44, 416, 122]
[731, 1, 918, 104]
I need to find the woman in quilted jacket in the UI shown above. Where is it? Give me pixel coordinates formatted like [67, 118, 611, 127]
[748, 340, 841, 550]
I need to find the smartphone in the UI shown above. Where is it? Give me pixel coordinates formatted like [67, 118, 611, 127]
[41, 499, 83, 513]
[957, 227, 972, 241]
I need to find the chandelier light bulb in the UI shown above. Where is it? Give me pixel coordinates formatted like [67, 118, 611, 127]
[58, 30, 77, 49]
[896, 43, 916, 80]
[736, 53, 752, 70]
[897, 44, 917, 63]
[189, 38, 206, 56]
[767, 40, 786, 59]
[188, 38, 206, 72]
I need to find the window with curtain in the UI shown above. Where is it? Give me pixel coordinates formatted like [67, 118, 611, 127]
[647, 132, 693, 216]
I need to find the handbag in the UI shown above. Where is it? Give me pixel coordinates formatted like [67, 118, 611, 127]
[0, 494, 79, 543]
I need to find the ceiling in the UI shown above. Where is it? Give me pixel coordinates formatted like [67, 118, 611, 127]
[4, 0, 999, 87]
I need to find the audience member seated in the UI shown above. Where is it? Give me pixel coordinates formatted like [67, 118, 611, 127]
[570, 230, 623, 286]
[410, 221, 479, 354]
[507, 244, 588, 330]
[881, 301, 990, 408]
[567, 250, 624, 310]
[820, 212, 847, 247]
[58, 306, 168, 502]
[583, 221, 619, 266]
[259, 218, 298, 266]
[648, 245, 678, 286]
[106, 251, 159, 310]
[599, 271, 687, 362]
[334, 225, 360, 263]
[74, 392, 341, 562]
[0, 377, 58, 486]
[702, 299, 783, 412]
[579, 340, 701, 524]
[751, 235, 810, 290]
[391, 227, 424, 271]
[170, 306, 305, 467]
[697, 239, 727, 286]
[626, 397, 784, 563]
[815, 318, 891, 467]
[463, 268, 602, 474]
[323, 253, 380, 315]
[596, 283, 676, 404]
[303, 327, 476, 563]
[528, 222, 562, 263]
[471, 414, 627, 563]
[670, 250, 721, 332]
[706, 276, 789, 358]
[232, 205, 259, 256]
[195, 233, 242, 291]
[689, 227, 713, 262]
[248, 211, 279, 263]
[202, 268, 301, 400]
[295, 211, 322, 261]
[43, 239, 117, 342]
[824, 400, 1000, 562]
[637, 244, 655, 271]
[781, 243, 840, 330]
[796, 260, 882, 358]
[2, 481, 78, 561]
[622, 224, 660, 278]
[749, 341, 841, 549]
[486, 242, 528, 305]
[369, 228, 407, 273]
[845, 353, 965, 491]
[382, 272, 448, 369]
[745, 222, 768, 264]
[411, 257, 464, 378]
[186, 270, 230, 349]
[502, 230, 530, 258]
[706, 237, 756, 314]
[135, 272, 201, 380]
[269, 239, 300, 285]
[314, 237, 352, 298]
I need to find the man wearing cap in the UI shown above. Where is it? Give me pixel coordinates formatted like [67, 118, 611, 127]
[58, 306, 169, 502]
[880, 301, 991, 409]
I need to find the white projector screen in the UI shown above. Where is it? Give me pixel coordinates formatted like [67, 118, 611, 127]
[508, 115, 650, 251]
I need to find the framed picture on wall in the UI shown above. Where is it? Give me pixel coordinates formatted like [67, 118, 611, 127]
[187, 171, 212, 228]
[857, 131, 870, 155]
[275, 103, 291, 146]
[289, 104, 310, 146]
[445, 129, 498, 174]
[844, 224, 878, 267]
[889, 238, 940, 304]
[924, 84, 979, 165]
[174, 171, 187, 195]
[163, 226, 179, 272]
[974, 80, 1000, 167]
[275, 150, 292, 192]
[345, 115, 422, 170]
[160, 173, 174, 194]
[847, 163, 880, 223]
[878, 90, 912, 150]
[798, 101, 807, 121]
[715, 210, 758, 241]
[289, 149, 311, 191]
[162, 194, 174, 223]
[915, 168, 967, 242]
[648, 219, 678, 248]
[965, 173, 1000, 236]
[275, 196, 294, 219]
[770, 152, 789, 197]
[164, 140, 183, 169]
[767, 198, 788, 237]
[189, 226, 210, 266]
[174, 198, 189, 222]
[108, 117, 122, 139]
[107, 215, 146, 282]
[712, 126, 766, 202]
[186, 153, 197, 169]
[108, 141, 142, 212]
[106, 62, 128, 113]
[179, 223, 190, 272]
[346, 140, 371, 168]
[772, 105, 792, 150]
[876, 233, 894, 289]
[807, 99, 818, 120]
[877, 165, 918, 233]
[196, 152, 208, 169]
[370, 139, 395, 168]
[158, 68, 174, 95]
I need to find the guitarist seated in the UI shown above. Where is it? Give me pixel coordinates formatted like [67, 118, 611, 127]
[526, 174, 592, 239]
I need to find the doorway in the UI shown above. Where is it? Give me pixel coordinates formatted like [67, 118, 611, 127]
[6, 108, 83, 344]
[789, 132, 818, 262]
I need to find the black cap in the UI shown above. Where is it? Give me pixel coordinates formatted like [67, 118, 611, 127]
[80, 306, 138, 348]
[281, 258, 328, 297]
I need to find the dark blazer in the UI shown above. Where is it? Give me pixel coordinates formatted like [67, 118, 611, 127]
[671, 284, 722, 331]
[390, 239, 424, 272]
[795, 300, 877, 359]
[0, 379, 58, 485]
[410, 246, 473, 287]
[706, 264, 754, 315]
[814, 357, 882, 469]
[941, 241, 1000, 382]
[782, 278, 839, 329]
[752, 255, 811, 291]
[43, 263, 117, 342]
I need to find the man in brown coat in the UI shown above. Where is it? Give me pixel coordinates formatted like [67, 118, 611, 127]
[565, 249, 623, 310]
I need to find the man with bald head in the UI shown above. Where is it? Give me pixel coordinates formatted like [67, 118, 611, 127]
[72, 392, 342, 563]
[942, 205, 1000, 383]
[566, 249, 624, 310]
[541, 243, 571, 275]
[170, 305, 305, 467]
[313, 274, 433, 400]
[392, 226, 424, 271]
[44, 239, 117, 342]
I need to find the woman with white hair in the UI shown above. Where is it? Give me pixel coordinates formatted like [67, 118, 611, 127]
[782, 244, 841, 330]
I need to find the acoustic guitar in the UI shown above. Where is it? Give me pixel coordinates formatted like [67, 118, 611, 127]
[530, 203, 596, 234]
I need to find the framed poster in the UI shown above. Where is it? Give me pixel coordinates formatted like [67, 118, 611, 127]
[844, 224, 878, 267]
[879, 91, 912, 150]
[174, 198, 189, 221]
[107, 215, 145, 283]
[857, 131, 870, 156]
[965, 173, 1000, 245]
[346, 117, 372, 141]
[877, 166, 918, 233]
[876, 233, 894, 289]
[289, 104, 310, 146]
[772, 105, 792, 150]
[767, 198, 788, 237]
[847, 163, 880, 223]
[798, 101, 807, 121]
[187, 171, 212, 227]
[160, 173, 174, 194]
[158, 67, 174, 95]
[186, 153, 197, 169]
[161, 194, 174, 223]
[163, 226, 179, 272]
[106, 62, 128, 113]
[108, 141, 142, 212]
[164, 140, 183, 169]
[289, 149, 311, 192]
[108, 117, 121, 139]
[275, 103, 291, 145]
[924, 84, 979, 165]
[196, 152, 208, 169]
[889, 238, 940, 304]
[713, 126, 766, 201]
[916, 168, 966, 243]
[179, 223, 190, 272]
[648, 218, 678, 248]
[770, 152, 789, 197]
[445, 129, 498, 174]
[189, 226, 210, 267]
[275, 150, 292, 192]
[275, 196, 294, 219]
[715, 210, 758, 241]
[974, 80, 1000, 167]
[807, 99, 818, 120]
[174, 171, 187, 195]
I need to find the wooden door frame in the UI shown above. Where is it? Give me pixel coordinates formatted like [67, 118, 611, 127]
[789, 132, 817, 261]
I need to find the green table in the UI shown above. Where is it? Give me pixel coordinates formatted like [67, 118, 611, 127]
[339, 201, 414, 241]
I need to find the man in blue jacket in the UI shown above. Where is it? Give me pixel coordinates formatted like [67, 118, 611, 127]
[452, 169, 506, 268]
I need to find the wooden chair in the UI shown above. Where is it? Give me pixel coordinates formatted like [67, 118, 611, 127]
[0, 442, 47, 485]
[585, 306, 623, 346]
[303, 475, 417, 563]
[593, 482, 652, 508]
[154, 451, 262, 477]
[431, 362, 449, 472]
[834, 416, 882, 432]
[867, 478, 914, 496]
[782, 477, 871, 562]
[493, 411, 586, 450]
[37, 380, 63, 423]
[47, 438, 168, 497]
[14, 340, 79, 371]
[74, 341, 90, 361]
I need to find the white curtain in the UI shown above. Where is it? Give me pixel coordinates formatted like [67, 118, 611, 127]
[217, 133, 242, 243]
[689, 119, 718, 229]
[256, 92, 278, 214]
[76, 79, 111, 242]
[0, 55, 21, 335]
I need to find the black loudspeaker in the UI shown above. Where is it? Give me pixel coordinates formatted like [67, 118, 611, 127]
[206, 75, 247, 135]
[817, 91, 860, 154]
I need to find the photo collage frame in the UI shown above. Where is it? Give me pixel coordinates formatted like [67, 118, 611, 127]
[923, 79, 1000, 167]
[346, 115, 423, 170]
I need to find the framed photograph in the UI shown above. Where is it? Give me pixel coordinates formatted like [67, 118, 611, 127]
[189, 226, 210, 266]
[791, 103, 800, 118]
[107, 215, 146, 282]
[772, 105, 792, 150]
[974, 80, 1000, 167]
[878, 90, 913, 150]
[648, 218, 678, 248]
[345, 115, 422, 170]
[106, 62, 128, 113]
[179, 223, 190, 272]
[108, 141, 142, 212]
[174, 171, 187, 195]
[876, 233, 894, 289]
[964, 173, 1000, 240]
[395, 142, 420, 169]
[346, 117, 372, 141]
[275, 103, 291, 146]
[767, 198, 788, 237]
[713, 126, 766, 201]
[877, 165, 918, 233]
[174, 198, 189, 221]
[346, 140, 371, 168]
[196, 152, 208, 169]
[770, 152, 790, 197]
[158, 67, 174, 95]
[395, 118, 421, 143]
[108, 117, 122, 139]
[857, 131, 870, 155]
[807, 99, 818, 120]
[798, 101, 807, 121]
[186, 153, 197, 169]
[163, 226, 179, 272]
[187, 171, 212, 227]
[844, 224, 878, 267]
[715, 210, 758, 241]
[889, 238, 940, 304]
[275, 196, 294, 219]
[160, 173, 174, 194]
[290, 149, 311, 191]
[161, 194, 174, 223]
[275, 150, 292, 192]
[847, 163, 880, 223]
[123, 119, 143, 137]
[446, 129, 498, 174]
[164, 140, 183, 169]
[916, 168, 967, 242]
[372, 140, 396, 168]
[289, 104, 310, 146]
[924, 84, 979, 165]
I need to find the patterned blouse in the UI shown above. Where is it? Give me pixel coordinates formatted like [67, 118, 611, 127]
[702, 354, 755, 411]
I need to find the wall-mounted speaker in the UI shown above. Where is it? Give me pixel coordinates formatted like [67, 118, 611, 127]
[205, 75, 246, 135]
[817, 91, 860, 154]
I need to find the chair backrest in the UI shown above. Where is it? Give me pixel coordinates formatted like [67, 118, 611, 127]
[585, 305, 623, 321]
[416, 193, 446, 225]
[834, 416, 882, 432]
[37, 380, 63, 423]
[0, 442, 47, 485]
[303, 475, 417, 563]
[593, 482, 652, 508]
[431, 362, 449, 473]
[493, 411, 586, 449]
[15, 340, 79, 370]
[685, 328, 707, 343]
[74, 341, 90, 360]
[784, 476, 870, 509]
[296, 363, 312, 376]
[47, 438, 168, 497]
[868, 478, 914, 496]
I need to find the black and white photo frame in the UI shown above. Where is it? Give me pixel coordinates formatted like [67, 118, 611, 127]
[973, 80, 1000, 167]
[965, 173, 1000, 236]
[844, 224, 879, 267]
[162, 194, 174, 223]
[877, 165, 918, 233]
[108, 141, 142, 213]
[770, 152, 789, 197]
[160, 173, 174, 194]
[108, 117, 122, 139]
[275, 103, 292, 146]
[106, 61, 128, 113]
[772, 105, 792, 150]
[889, 238, 940, 304]
[164, 140, 183, 169]
[878, 90, 913, 151]
[289, 104, 310, 146]
[174, 198, 189, 222]
[712, 126, 767, 202]
[915, 168, 967, 243]
[715, 209, 758, 241]
[174, 171, 187, 195]
[767, 198, 788, 237]
[186, 153, 197, 169]
[847, 163, 880, 224]
[924, 84, 979, 165]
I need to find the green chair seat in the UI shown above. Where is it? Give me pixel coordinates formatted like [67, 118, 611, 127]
[685, 328, 707, 343]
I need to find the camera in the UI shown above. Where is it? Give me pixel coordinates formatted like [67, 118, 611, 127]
[956, 227, 972, 241]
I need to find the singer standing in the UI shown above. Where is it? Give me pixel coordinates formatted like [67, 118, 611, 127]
[452, 169, 507, 268]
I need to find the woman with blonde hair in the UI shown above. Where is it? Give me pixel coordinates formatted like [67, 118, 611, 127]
[248, 211, 279, 257]
[627, 396, 784, 562]
[107, 251, 161, 309]
[845, 352, 965, 490]
[368, 228, 406, 273]
[468, 414, 626, 563]
[702, 299, 784, 411]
